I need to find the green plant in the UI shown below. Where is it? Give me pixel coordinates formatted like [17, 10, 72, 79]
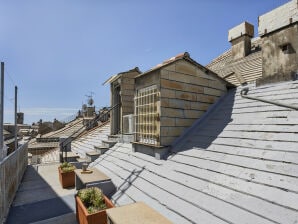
[77, 187, 107, 214]
[60, 162, 76, 173]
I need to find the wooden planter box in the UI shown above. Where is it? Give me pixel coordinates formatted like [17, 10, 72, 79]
[75, 194, 114, 224]
[58, 167, 75, 188]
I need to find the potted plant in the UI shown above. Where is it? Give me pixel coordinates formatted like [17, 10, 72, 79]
[75, 187, 114, 224]
[58, 162, 76, 188]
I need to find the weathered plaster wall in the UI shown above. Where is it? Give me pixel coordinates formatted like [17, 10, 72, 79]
[261, 23, 298, 78]
[230, 36, 252, 60]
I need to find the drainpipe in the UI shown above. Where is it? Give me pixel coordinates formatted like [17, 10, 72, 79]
[0, 62, 4, 160]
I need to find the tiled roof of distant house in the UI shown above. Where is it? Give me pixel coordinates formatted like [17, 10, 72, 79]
[42, 118, 85, 138]
[28, 117, 85, 150]
[206, 37, 262, 86]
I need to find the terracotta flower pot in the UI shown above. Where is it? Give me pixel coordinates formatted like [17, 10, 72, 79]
[58, 167, 75, 188]
[75, 194, 114, 224]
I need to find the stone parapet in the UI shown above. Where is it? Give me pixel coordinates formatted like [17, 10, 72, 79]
[259, 0, 298, 36]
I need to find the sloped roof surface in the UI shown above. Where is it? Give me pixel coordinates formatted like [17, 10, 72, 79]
[91, 80, 298, 224]
[42, 118, 85, 138]
[71, 121, 110, 157]
[28, 142, 59, 149]
[3, 129, 11, 136]
[29, 118, 85, 150]
[207, 38, 262, 86]
[137, 52, 231, 86]
[103, 67, 141, 85]
[136, 52, 187, 78]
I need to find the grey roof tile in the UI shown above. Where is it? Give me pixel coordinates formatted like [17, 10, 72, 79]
[71, 122, 110, 157]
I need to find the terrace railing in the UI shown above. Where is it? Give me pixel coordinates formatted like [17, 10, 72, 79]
[0, 142, 28, 223]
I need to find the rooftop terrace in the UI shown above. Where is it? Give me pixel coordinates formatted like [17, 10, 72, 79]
[5, 163, 77, 224]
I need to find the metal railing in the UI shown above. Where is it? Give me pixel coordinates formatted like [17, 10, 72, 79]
[240, 86, 298, 110]
[60, 104, 120, 162]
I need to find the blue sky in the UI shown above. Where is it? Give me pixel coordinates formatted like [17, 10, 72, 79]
[0, 0, 289, 124]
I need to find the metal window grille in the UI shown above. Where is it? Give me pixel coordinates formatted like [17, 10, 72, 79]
[135, 85, 159, 145]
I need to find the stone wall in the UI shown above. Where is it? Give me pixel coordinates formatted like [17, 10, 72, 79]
[121, 71, 138, 116]
[0, 143, 28, 223]
[159, 60, 227, 146]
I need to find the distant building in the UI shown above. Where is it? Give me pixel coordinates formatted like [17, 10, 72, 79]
[207, 0, 298, 86]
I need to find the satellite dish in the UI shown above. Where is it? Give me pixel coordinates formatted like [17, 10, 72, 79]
[82, 104, 87, 111]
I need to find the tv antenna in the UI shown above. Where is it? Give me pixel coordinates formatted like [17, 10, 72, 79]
[85, 91, 95, 106]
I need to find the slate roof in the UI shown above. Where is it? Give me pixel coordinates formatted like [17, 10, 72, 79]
[90, 80, 298, 224]
[71, 121, 110, 158]
[206, 38, 262, 86]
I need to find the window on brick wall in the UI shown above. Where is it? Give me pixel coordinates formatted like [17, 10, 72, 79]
[135, 85, 159, 145]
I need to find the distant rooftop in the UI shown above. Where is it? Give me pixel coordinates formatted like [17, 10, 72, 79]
[206, 37, 262, 86]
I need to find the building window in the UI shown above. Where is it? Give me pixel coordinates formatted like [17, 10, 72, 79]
[135, 85, 159, 145]
[280, 43, 292, 54]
